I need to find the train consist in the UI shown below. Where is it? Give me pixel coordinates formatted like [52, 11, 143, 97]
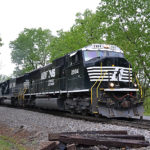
[0, 44, 143, 118]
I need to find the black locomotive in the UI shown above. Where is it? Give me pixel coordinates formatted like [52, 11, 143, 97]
[0, 44, 143, 118]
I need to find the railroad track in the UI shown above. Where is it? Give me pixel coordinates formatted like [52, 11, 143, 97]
[114, 119, 150, 130]
[1, 104, 150, 130]
[64, 113, 150, 130]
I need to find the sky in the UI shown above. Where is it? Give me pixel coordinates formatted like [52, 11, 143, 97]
[0, 0, 100, 76]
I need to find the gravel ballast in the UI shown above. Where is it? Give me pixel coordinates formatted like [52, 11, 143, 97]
[0, 106, 150, 149]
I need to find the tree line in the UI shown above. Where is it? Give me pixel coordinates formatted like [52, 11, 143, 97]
[0, 0, 150, 98]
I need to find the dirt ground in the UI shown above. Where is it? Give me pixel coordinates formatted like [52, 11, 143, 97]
[0, 122, 48, 150]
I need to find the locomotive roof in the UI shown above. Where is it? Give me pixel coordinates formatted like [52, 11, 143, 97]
[81, 44, 124, 53]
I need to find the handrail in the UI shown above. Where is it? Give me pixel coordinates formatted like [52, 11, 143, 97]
[18, 88, 27, 101]
[91, 63, 107, 104]
[96, 71, 107, 98]
[91, 75, 102, 104]
[90, 63, 102, 104]
[135, 74, 143, 99]
[18, 89, 22, 100]
[22, 88, 27, 101]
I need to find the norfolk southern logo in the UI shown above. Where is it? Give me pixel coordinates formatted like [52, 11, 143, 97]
[41, 69, 56, 80]
[111, 68, 123, 81]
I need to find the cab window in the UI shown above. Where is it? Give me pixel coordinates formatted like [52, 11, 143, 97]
[83, 50, 124, 61]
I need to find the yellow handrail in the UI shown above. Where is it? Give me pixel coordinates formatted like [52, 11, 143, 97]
[18, 89, 22, 100]
[91, 62, 107, 104]
[18, 88, 27, 101]
[91, 63, 103, 104]
[91, 75, 102, 104]
[22, 88, 27, 101]
[135, 75, 143, 99]
[96, 71, 107, 98]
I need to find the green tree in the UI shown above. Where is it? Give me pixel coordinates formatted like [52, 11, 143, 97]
[0, 36, 3, 55]
[49, 29, 87, 61]
[74, 9, 106, 44]
[10, 28, 54, 76]
[50, 9, 105, 61]
[0, 38, 2, 46]
[97, 0, 150, 97]
[0, 36, 2, 47]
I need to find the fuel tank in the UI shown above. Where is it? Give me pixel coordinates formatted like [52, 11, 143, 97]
[35, 97, 64, 110]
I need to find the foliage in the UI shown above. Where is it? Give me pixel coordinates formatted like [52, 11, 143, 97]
[0, 36, 3, 56]
[0, 37, 2, 47]
[97, 0, 150, 98]
[10, 28, 54, 76]
[144, 97, 150, 115]
[50, 9, 105, 61]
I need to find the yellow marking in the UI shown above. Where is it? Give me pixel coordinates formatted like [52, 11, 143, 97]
[93, 112, 98, 114]
[96, 71, 107, 98]
[91, 74, 102, 104]
[135, 75, 143, 99]
[96, 63, 103, 98]
[91, 62, 103, 104]
[90, 62, 107, 106]
[17, 88, 27, 107]
[22, 88, 27, 100]
[18, 89, 22, 100]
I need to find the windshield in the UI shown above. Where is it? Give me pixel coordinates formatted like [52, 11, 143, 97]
[83, 50, 124, 61]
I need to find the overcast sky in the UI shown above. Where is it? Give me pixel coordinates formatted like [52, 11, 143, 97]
[0, 0, 100, 76]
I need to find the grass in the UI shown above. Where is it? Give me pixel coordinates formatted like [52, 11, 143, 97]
[0, 137, 13, 150]
[0, 135, 26, 150]
[144, 88, 150, 116]
[139, 87, 150, 116]
[144, 96, 150, 116]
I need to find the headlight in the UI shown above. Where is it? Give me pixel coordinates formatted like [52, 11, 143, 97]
[134, 83, 137, 87]
[109, 82, 115, 88]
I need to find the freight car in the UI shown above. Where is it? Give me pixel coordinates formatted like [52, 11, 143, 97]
[0, 44, 143, 118]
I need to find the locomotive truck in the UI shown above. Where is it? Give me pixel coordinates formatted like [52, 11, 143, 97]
[0, 44, 143, 118]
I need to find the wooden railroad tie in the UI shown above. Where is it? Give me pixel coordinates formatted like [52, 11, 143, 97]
[40, 130, 150, 150]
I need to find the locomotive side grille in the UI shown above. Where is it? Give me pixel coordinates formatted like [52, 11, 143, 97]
[87, 66, 132, 82]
